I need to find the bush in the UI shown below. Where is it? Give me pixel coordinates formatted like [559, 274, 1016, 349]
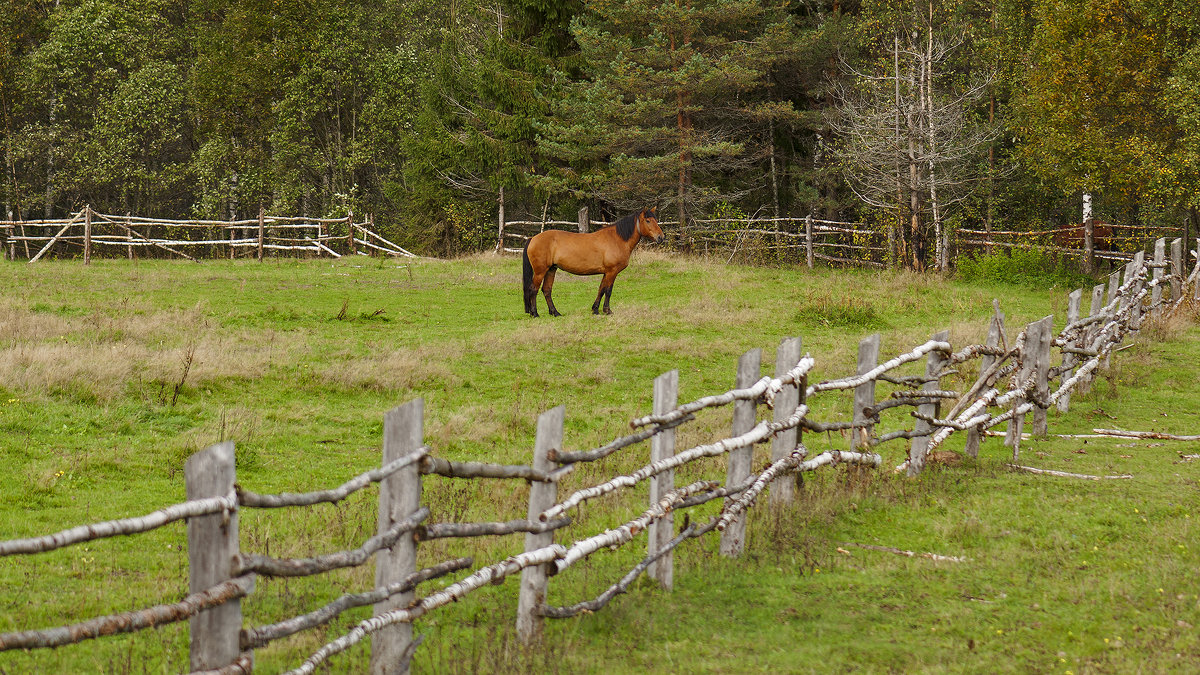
[956, 248, 1093, 287]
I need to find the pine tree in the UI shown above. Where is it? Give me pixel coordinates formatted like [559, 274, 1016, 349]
[539, 0, 800, 225]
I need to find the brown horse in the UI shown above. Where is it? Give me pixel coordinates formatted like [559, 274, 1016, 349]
[522, 207, 664, 317]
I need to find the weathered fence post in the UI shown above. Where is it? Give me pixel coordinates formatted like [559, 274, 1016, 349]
[908, 329, 949, 476]
[1171, 238, 1183, 303]
[1006, 317, 1047, 458]
[517, 405, 563, 644]
[720, 348, 761, 558]
[83, 205, 92, 266]
[186, 441, 243, 671]
[965, 304, 1005, 458]
[1057, 290, 1082, 413]
[256, 206, 265, 262]
[804, 215, 814, 269]
[769, 337, 803, 505]
[648, 370, 678, 589]
[852, 334, 881, 452]
[577, 206, 589, 234]
[347, 213, 357, 256]
[1079, 284, 1106, 395]
[1030, 315, 1054, 437]
[1152, 238, 1166, 312]
[1134, 250, 1148, 322]
[371, 400, 424, 675]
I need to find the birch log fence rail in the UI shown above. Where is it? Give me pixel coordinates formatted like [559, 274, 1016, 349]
[2, 237, 1197, 673]
[1, 206, 416, 263]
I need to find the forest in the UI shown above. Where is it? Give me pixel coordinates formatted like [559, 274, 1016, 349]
[2, 0, 1199, 264]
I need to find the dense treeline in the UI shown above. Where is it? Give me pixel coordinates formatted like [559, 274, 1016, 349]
[2, 0, 1199, 264]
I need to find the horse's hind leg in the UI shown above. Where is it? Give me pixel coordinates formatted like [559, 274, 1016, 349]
[527, 269, 547, 317]
[541, 266, 562, 317]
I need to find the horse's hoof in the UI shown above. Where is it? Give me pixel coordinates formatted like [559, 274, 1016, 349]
[603, 308, 613, 315]
[550, 310, 562, 317]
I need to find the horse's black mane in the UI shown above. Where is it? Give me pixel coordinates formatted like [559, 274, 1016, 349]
[611, 209, 644, 242]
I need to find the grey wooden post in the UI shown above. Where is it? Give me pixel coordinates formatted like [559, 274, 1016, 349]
[371, 400, 424, 675]
[1057, 290, 1082, 413]
[517, 406, 563, 643]
[852, 334, 881, 452]
[186, 441, 243, 671]
[965, 305, 1005, 458]
[720, 348, 761, 558]
[648, 371, 678, 589]
[577, 206, 589, 234]
[1132, 250, 1146, 324]
[1171, 238, 1183, 303]
[769, 337, 803, 505]
[83, 205, 92, 266]
[1194, 238, 1200, 301]
[1152, 238, 1166, 311]
[1030, 315, 1054, 437]
[1079, 283, 1105, 395]
[908, 329, 949, 476]
[804, 215, 814, 268]
[1005, 318, 1042, 458]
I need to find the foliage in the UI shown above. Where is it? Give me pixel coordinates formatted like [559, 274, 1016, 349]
[955, 247, 1094, 288]
[1, 0, 1200, 253]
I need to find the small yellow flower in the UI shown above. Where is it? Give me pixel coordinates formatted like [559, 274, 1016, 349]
[996, 629, 1004, 635]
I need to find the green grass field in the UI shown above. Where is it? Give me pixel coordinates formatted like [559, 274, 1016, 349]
[1, 252, 1198, 674]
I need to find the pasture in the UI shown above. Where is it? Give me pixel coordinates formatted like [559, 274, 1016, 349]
[1, 252, 1198, 673]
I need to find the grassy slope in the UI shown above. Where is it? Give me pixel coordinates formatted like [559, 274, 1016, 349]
[0, 253, 1197, 674]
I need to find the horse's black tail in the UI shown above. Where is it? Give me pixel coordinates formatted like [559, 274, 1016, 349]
[521, 243, 533, 314]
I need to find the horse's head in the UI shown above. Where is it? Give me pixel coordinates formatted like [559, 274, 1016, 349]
[638, 207, 664, 244]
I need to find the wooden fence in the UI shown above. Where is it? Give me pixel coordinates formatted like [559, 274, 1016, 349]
[499, 211, 1187, 272]
[499, 210, 887, 268]
[2, 206, 416, 263]
[1, 238, 1197, 673]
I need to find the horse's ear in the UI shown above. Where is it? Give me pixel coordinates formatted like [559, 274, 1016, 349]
[649, 206, 657, 216]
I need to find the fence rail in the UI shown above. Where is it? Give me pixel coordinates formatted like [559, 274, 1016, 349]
[2, 206, 416, 263]
[1, 237, 1197, 673]
[499, 211, 1192, 273]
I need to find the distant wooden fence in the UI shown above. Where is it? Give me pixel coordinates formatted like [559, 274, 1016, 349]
[1, 206, 416, 263]
[499, 210, 1188, 272]
[2, 238, 1197, 673]
[498, 208, 887, 268]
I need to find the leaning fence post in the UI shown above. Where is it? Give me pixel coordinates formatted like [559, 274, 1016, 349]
[804, 215, 814, 269]
[370, 400, 424, 675]
[648, 370, 678, 590]
[185, 441, 243, 671]
[1171, 238, 1183, 303]
[1006, 318, 1045, 458]
[1079, 283, 1106, 395]
[1152, 238, 1166, 312]
[908, 329, 949, 476]
[852, 334, 881, 452]
[965, 304, 1005, 458]
[1030, 315, 1054, 437]
[769, 337, 803, 505]
[720, 348, 761, 558]
[517, 405, 563, 644]
[1057, 290, 1082, 413]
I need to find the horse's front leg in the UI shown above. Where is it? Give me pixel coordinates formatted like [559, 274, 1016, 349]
[592, 271, 618, 315]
